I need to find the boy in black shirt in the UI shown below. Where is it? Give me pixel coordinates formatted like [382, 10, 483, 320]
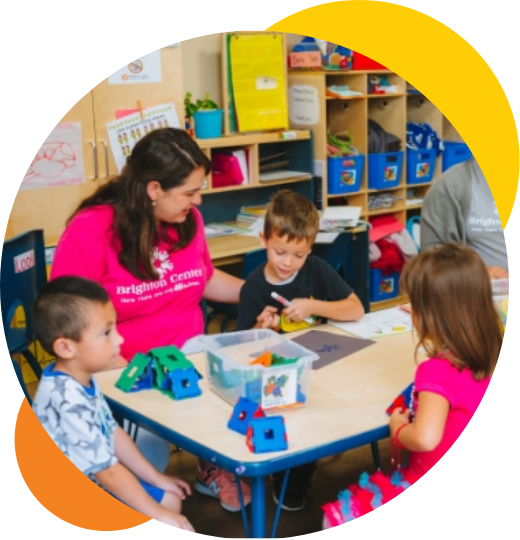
[236, 190, 364, 510]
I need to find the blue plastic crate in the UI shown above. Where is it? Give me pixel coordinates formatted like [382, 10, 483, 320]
[370, 268, 399, 302]
[442, 142, 472, 172]
[368, 152, 404, 190]
[406, 149, 437, 184]
[327, 155, 364, 194]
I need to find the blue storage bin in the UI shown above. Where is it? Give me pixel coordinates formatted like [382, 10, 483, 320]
[327, 155, 365, 194]
[368, 152, 404, 190]
[442, 142, 472, 171]
[406, 149, 437, 184]
[370, 268, 399, 302]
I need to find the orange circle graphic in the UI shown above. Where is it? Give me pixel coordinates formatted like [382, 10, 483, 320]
[15, 399, 150, 531]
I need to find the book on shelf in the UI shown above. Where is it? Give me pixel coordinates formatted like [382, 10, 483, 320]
[236, 204, 267, 224]
[204, 224, 239, 239]
[320, 206, 362, 229]
[259, 170, 312, 183]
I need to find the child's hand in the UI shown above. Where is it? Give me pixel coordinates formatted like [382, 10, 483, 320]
[257, 306, 280, 330]
[159, 511, 195, 531]
[283, 298, 314, 322]
[389, 407, 411, 437]
[156, 474, 192, 500]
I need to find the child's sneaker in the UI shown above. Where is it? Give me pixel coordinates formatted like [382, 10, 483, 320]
[272, 462, 316, 511]
[195, 461, 251, 512]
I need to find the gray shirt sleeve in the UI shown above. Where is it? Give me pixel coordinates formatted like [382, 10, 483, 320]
[420, 161, 473, 251]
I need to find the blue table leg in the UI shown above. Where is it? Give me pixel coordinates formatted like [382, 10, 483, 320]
[251, 475, 267, 538]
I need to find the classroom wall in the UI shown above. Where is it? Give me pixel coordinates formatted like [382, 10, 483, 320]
[181, 34, 223, 108]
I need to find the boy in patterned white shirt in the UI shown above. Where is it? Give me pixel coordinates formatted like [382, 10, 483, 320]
[32, 276, 194, 531]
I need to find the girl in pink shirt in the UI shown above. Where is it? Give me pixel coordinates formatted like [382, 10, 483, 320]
[51, 128, 250, 513]
[323, 243, 502, 526]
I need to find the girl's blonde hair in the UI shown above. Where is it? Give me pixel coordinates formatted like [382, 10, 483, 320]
[400, 243, 502, 379]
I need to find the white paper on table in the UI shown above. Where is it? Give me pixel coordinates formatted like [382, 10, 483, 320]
[329, 307, 413, 339]
[261, 368, 298, 409]
[238, 217, 264, 237]
[108, 50, 162, 85]
[315, 232, 340, 244]
[320, 206, 362, 228]
[21, 122, 85, 191]
[106, 103, 180, 173]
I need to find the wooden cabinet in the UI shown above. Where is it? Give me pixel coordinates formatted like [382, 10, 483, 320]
[6, 47, 184, 244]
[195, 130, 314, 224]
[288, 69, 457, 309]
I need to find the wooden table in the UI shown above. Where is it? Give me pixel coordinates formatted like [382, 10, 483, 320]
[96, 325, 418, 537]
[206, 234, 261, 267]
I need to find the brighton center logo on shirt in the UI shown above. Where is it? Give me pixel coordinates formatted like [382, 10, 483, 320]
[152, 247, 173, 278]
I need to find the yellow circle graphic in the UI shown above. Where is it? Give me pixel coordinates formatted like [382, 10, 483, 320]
[268, 0, 519, 226]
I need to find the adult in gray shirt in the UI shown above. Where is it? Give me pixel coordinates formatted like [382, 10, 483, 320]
[421, 157, 508, 279]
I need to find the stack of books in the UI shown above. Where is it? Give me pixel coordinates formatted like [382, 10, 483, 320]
[236, 205, 267, 224]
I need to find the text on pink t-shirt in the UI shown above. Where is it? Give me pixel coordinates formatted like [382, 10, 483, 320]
[50, 205, 214, 360]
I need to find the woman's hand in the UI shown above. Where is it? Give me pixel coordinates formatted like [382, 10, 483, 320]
[256, 306, 280, 330]
[488, 266, 509, 279]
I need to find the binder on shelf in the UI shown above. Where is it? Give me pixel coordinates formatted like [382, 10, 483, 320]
[212, 149, 251, 188]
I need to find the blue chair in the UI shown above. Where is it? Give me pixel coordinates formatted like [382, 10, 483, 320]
[12, 357, 32, 404]
[1, 230, 47, 381]
[206, 248, 267, 332]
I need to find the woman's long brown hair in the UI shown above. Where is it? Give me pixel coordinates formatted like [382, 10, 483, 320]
[400, 243, 502, 379]
[69, 128, 211, 280]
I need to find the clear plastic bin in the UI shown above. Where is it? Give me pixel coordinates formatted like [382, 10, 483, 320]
[199, 329, 318, 412]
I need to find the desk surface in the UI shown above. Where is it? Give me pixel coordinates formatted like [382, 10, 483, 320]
[97, 326, 418, 474]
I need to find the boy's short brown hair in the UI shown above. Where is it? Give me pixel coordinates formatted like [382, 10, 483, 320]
[264, 190, 320, 244]
[32, 276, 110, 355]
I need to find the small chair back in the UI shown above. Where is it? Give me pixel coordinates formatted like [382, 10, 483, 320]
[1, 230, 47, 352]
[243, 248, 267, 278]
[12, 357, 32, 405]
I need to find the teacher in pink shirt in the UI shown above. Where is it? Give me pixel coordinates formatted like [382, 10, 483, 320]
[51, 127, 250, 512]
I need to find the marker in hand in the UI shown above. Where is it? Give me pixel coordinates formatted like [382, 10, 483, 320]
[271, 292, 314, 324]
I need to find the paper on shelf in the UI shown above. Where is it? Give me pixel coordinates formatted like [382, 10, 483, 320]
[320, 206, 362, 229]
[259, 170, 312, 182]
[315, 232, 339, 244]
[204, 224, 238, 239]
[329, 307, 413, 339]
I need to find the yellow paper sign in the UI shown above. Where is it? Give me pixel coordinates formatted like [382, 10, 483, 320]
[230, 33, 288, 132]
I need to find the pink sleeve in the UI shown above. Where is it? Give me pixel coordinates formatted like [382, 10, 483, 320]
[193, 208, 214, 281]
[414, 359, 456, 407]
[50, 210, 109, 283]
